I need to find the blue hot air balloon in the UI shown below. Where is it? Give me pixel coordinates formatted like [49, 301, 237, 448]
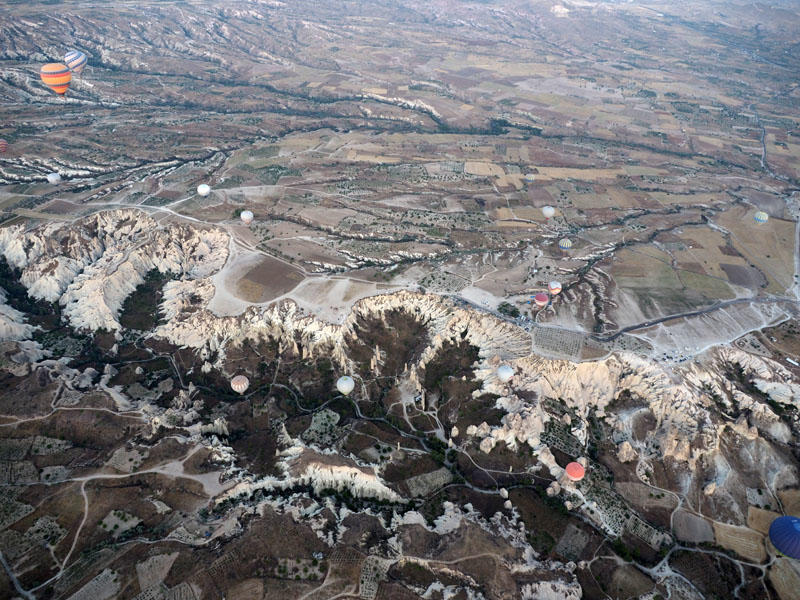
[754, 211, 769, 224]
[769, 516, 800, 559]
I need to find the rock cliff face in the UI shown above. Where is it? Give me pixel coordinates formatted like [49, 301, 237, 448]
[0, 209, 228, 331]
[0, 289, 35, 341]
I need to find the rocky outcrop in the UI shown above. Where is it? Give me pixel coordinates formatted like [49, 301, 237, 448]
[0, 209, 228, 332]
[0, 288, 35, 341]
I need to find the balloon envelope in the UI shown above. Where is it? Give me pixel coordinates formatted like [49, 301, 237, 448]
[64, 50, 88, 75]
[525, 173, 536, 182]
[548, 281, 562, 295]
[769, 516, 800, 559]
[231, 375, 249, 394]
[336, 375, 355, 395]
[542, 206, 555, 219]
[240, 210, 254, 225]
[565, 462, 585, 482]
[0, 139, 7, 153]
[496, 365, 514, 383]
[197, 184, 211, 197]
[754, 211, 769, 224]
[46, 172, 62, 184]
[534, 293, 549, 307]
[558, 238, 573, 250]
[40, 63, 72, 95]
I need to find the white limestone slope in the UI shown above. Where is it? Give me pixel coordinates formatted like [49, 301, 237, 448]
[0, 209, 228, 331]
[0, 288, 36, 341]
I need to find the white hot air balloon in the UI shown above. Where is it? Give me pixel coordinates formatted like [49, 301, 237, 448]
[231, 375, 249, 394]
[503, 500, 513, 510]
[542, 205, 555, 219]
[46, 172, 62, 184]
[548, 280, 562, 295]
[336, 375, 355, 396]
[496, 365, 514, 383]
[240, 210, 254, 225]
[197, 184, 211, 197]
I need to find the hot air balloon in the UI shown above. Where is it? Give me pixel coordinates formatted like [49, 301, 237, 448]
[565, 462, 585, 482]
[500, 487, 509, 499]
[548, 280, 562, 295]
[64, 50, 88, 76]
[46, 172, 62, 184]
[197, 184, 211, 197]
[525, 173, 536, 183]
[534, 292, 549, 307]
[0, 139, 7, 153]
[496, 365, 514, 383]
[231, 375, 249, 394]
[336, 375, 355, 396]
[40, 63, 72, 95]
[754, 211, 769, 224]
[770, 516, 800, 559]
[558, 238, 573, 251]
[542, 206, 555, 219]
[503, 500, 513, 510]
[240, 210, 254, 225]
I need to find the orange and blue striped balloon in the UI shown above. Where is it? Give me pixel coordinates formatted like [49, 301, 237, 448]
[40, 63, 72, 95]
[64, 50, 88, 75]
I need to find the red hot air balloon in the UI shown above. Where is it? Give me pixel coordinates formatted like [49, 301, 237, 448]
[0, 139, 8, 153]
[534, 293, 549, 308]
[565, 462, 585, 482]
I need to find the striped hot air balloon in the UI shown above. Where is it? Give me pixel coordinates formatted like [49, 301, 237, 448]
[534, 292, 549, 307]
[0, 139, 7, 153]
[231, 375, 249, 394]
[40, 63, 72, 95]
[565, 462, 585, 482]
[548, 280, 562, 295]
[769, 516, 800, 559]
[558, 238, 573, 251]
[64, 50, 88, 76]
[754, 211, 769, 224]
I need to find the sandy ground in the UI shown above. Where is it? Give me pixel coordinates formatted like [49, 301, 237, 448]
[207, 236, 401, 323]
[286, 277, 399, 324]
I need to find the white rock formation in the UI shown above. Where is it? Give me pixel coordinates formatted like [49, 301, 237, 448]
[617, 441, 637, 463]
[220, 446, 403, 506]
[521, 579, 581, 600]
[0, 209, 228, 331]
[0, 288, 35, 341]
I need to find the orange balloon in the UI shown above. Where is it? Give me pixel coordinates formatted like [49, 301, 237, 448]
[40, 63, 72, 95]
